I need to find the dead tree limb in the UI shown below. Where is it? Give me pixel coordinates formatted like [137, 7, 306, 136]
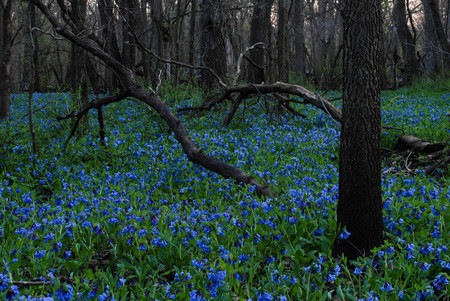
[32, 0, 274, 197]
[178, 82, 342, 124]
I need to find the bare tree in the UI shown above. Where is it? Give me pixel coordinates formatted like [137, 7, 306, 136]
[333, 0, 384, 260]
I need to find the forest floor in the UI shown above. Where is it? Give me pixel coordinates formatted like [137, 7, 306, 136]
[0, 84, 449, 300]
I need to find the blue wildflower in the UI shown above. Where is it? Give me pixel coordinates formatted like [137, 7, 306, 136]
[256, 292, 273, 301]
[339, 230, 351, 239]
[381, 282, 393, 292]
[433, 274, 449, 291]
[5, 285, 19, 301]
[54, 284, 74, 301]
[34, 250, 46, 259]
[0, 273, 10, 291]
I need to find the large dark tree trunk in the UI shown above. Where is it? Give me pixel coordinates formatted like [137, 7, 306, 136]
[0, 0, 14, 119]
[246, 0, 273, 84]
[393, 0, 418, 84]
[199, 0, 227, 88]
[333, 0, 384, 260]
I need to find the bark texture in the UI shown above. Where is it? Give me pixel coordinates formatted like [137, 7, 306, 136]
[0, 0, 14, 119]
[393, 0, 418, 84]
[247, 0, 270, 84]
[199, 0, 227, 88]
[333, 0, 384, 260]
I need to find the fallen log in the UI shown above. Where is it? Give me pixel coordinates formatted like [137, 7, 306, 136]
[393, 135, 448, 154]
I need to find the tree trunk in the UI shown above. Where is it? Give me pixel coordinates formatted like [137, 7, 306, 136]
[151, 0, 165, 84]
[198, 0, 227, 88]
[247, 0, 267, 84]
[277, 0, 289, 82]
[393, 0, 418, 84]
[0, 0, 14, 119]
[98, 0, 122, 92]
[70, 0, 89, 129]
[292, 0, 306, 78]
[189, 0, 197, 77]
[333, 0, 384, 260]
[423, 0, 441, 76]
[427, 0, 450, 69]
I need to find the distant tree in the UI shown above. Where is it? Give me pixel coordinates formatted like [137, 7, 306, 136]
[277, 0, 288, 82]
[333, 0, 384, 260]
[393, 0, 418, 85]
[0, 0, 14, 119]
[247, 0, 274, 84]
[422, 0, 441, 76]
[199, 0, 227, 88]
[426, 0, 450, 69]
[292, 0, 306, 79]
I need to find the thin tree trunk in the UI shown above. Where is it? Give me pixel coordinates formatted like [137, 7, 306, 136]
[393, 0, 418, 84]
[0, 0, 14, 119]
[189, 0, 197, 77]
[28, 2, 38, 154]
[427, 0, 450, 68]
[423, 0, 441, 75]
[333, 0, 383, 260]
[277, 0, 289, 82]
[151, 0, 165, 84]
[292, 0, 306, 78]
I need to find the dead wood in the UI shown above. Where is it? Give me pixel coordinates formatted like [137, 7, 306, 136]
[32, 0, 275, 198]
[393, 134, 448, 154]
[177, 82, 342, 124]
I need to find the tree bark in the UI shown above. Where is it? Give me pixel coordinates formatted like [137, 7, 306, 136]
[427, 0, 450, 68]
[188, 0, 197, 77]
[292, 0, 306, 78]
[393, 0, 418, 84]
[199, 0, 227, 88]
[246, 0, 272, 84]
[151, 0, 165, 85]
[0, 0, 14, 119]
[333, 0, 384, 260]
[423, 0, 441, 76]
[277, 0, 289, 82]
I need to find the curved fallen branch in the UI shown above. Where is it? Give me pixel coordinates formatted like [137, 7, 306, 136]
[178, 82, 342, 124]
[32, 0, 274, 197]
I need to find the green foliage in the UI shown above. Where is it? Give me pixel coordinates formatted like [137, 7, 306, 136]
[0, 87, 448, 300]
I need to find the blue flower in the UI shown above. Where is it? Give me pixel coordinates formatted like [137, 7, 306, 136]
[339, 230, 351, 239]
[34, 250, 46, 259]
[0, 273, 10, 291]
[381, 282, 393, 292]
[433, 274, 449, 290]
[5, 285, 19, 301]
[118, 277, 126, 287]
[189, 290, 206, 301]
[54, 284, 73, 301]
[256, 292, 273, 301]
